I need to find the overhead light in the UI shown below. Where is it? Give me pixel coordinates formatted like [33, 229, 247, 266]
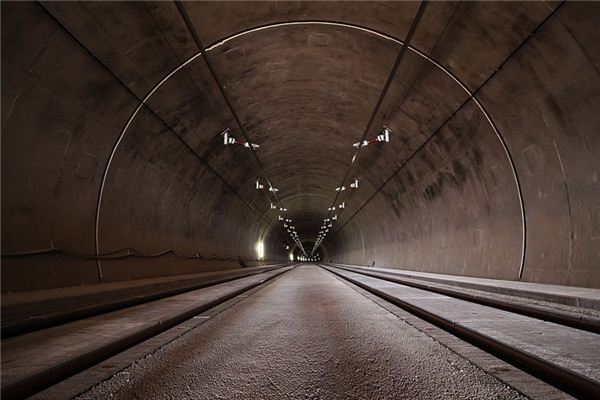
[350, 178, 359, 189]
[222, 128, 260, 149]
[269, 186, 279, 193]
[352, 140, 367, 149]
[352, 127, 391, 148]
[328, 206, 336, 211]
[256, 179, 264, 190]
[332, 215, 338, 221]
[270, 203, 277, 209]
[244, 142, 260, 149]
[338, 202, 346, 209]
[255, 240, 264, 260]
[378, 127, 391, 143]
[221, 128, 234, 145]
[335, 186, 346, 191]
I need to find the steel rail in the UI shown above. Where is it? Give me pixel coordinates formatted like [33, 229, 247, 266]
[1, 264, 290, 338]
[0, 267, 293, 400]
[322, 264, 600, 400]
[326, 263, 600, 334]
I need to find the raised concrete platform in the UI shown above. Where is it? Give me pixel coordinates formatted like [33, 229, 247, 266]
[328, 263, 600, 311]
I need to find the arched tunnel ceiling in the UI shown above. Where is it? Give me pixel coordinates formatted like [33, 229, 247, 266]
[2, 1, 599, 290]
[99, 0, 549, 238]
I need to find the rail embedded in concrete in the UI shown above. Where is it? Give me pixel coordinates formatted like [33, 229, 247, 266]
[0, 266, 292, 400]
[325, 263, 600, 334]
[328, 263, 600, 310]
[1, 264, 290, 338]
[322, 264, 600, 400]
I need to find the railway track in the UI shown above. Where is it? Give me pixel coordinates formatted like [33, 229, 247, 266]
[2, 264, 290, 338]
[321, 263, 600, 400]
[1, 266, 293, 400]
[3, 263, 598, 399]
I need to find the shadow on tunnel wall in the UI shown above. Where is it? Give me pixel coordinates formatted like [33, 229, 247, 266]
[1, 1, 599, 291]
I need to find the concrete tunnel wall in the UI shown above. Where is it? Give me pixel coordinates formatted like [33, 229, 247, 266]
[1, 1, 599, 292]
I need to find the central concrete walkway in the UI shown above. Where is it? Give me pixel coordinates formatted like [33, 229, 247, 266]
[78, 265, 525, 400]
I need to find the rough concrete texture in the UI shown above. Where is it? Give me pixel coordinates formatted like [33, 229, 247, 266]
[76, 265, 526, 400]
[335, 264, 600, 312]
[327, 267, 600, 384]
[1, 268, 289, 391]
[1, 2, 599, 290]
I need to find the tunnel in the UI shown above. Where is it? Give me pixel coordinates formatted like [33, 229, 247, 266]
[1, 1, 600, 399]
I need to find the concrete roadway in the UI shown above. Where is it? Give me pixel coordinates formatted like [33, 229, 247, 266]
[77, 265, 527, 399]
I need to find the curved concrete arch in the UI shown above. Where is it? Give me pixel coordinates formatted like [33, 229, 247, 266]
[95, 20, 524, 273]
[2, 1, 598, 291]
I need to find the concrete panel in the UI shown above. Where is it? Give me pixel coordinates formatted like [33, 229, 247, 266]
[2, 1, 598, 291]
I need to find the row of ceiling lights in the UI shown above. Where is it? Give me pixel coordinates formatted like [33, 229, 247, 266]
[222, 127, 308, 258]
[311, 127, 391, 255]
[221, 126, 391, 259]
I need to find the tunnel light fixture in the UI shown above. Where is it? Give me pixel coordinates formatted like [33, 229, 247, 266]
[222, 128, 260, 149]
[222, 128, 234, 145]
[256, 179, 264, 190]
[335, 186, 346, 192]
[328, 223, 332, 228]
[352, 127, 391, 148]
[338, 202, 346, 209]
[352, 140, 367, 149]
[378, 127, 391, 143]
[255, 240, 264, 260]
[278, 215, 284, 221]
[268, 186, 279, 193]
[350, 178, 359, 189]
[328, 206, 336, 211]
[270, 202, 277, 209]
[332, 215, 338, 221]
[279, 207, 287, 212]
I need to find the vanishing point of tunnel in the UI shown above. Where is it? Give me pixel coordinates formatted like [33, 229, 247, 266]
[1, 1, 599, 399]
